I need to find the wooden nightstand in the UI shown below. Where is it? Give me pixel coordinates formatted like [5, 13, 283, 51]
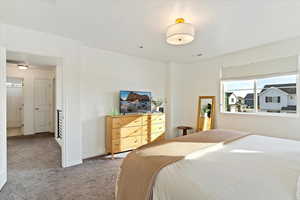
[177, 126, 193, 136]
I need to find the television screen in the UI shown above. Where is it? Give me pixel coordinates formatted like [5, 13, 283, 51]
[120, 91, 151, 113]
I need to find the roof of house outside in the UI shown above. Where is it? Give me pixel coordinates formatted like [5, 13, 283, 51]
[244, 93, 254, 100]
[260, 83, 296, 94]
[226, 92, 238, 98]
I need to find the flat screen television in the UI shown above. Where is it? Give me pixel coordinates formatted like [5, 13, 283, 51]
[120, 90, 151, 114]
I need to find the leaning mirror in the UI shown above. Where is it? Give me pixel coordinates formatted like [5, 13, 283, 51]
[196, 96, 215, 131]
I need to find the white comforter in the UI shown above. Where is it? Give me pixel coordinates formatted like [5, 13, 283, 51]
[153, 135, 300, 200]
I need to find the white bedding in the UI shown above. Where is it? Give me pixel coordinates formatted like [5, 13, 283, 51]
[153, 135, 300, 200]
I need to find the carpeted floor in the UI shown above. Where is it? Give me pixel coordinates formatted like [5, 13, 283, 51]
[0, 133, 123, 200]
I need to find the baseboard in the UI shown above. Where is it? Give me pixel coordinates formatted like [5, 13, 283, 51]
[55, 138, 62, 146]
[62, 159, 82, 168]
[23, 131, 35, 136]
[0, 171, 7, 191]
[83, 152, 108, 160]
[82, 150, 106, 160]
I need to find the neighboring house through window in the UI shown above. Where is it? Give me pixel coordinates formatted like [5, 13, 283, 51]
[259, 83, 296, 113]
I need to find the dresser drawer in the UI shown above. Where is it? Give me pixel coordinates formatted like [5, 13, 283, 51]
[142, 124, 165, 135]
[112, 116, 142, 128]
[141, 135, 149, 145]
[141, 125, 149, 135]
[142, 114, 165, 125]
[151, 123, 165, 133]
[151, 114, 165, 124]
[150, 133, 165, 142]
[112, 136, 141, 152]
[112, 127, 142, 140]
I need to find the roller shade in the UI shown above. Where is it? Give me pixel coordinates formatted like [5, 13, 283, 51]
[222, 56, 299, 80]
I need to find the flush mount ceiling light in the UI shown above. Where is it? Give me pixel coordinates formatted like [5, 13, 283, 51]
[17, 64, 29, 70]
[166, 18, 195, 46]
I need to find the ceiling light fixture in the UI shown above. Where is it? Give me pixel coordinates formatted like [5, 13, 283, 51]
[18, 64, 29, 70]
[166, 18, 195, 46]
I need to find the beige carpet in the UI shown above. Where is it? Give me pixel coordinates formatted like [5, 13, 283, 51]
[0, 133, 123, 200]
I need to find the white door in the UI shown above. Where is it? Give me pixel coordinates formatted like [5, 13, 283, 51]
[0, 47, 7, 190]
[34, 79, 51, 133]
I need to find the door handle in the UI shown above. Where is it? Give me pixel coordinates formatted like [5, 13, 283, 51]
[35, 108, 39, 111]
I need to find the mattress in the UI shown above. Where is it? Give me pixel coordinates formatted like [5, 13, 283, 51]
[153, 135, 300, 200]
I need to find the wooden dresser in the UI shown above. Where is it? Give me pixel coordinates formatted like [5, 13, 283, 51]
[106, 113, 165, 156]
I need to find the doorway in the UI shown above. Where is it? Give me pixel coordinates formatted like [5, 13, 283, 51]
[4, 51, 62, 175]
[6, 54, 57, 137]
[0, 47, 67, 191]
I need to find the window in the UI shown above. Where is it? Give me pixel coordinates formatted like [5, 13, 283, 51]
[222, 75, 297, 114]
[6, 82, 23, 88]
[265, 96, 281, 103]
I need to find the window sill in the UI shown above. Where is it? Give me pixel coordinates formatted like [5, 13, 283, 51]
[220, 111, 299, 118]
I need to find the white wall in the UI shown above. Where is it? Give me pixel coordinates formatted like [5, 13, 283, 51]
[80, 47, 168, 159]
[0, 47, 7, 189]
[169, 37, 300, 141]
[6, 64, 55, 134]
[166, 62, 187, 137]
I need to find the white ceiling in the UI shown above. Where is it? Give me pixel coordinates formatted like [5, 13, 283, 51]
[7, 51, 57, 70]
[1, 0, 300, 63]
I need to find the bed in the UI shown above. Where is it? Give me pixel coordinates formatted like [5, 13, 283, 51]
[116, 129, 300, 200]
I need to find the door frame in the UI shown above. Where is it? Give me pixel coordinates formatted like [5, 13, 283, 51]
[0, 47, 7, 190]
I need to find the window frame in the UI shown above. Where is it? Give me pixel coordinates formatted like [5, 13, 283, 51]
[220, 73, 299, 117]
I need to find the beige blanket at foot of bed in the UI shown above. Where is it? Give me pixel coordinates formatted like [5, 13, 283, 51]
[116, 129, 250, 200]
